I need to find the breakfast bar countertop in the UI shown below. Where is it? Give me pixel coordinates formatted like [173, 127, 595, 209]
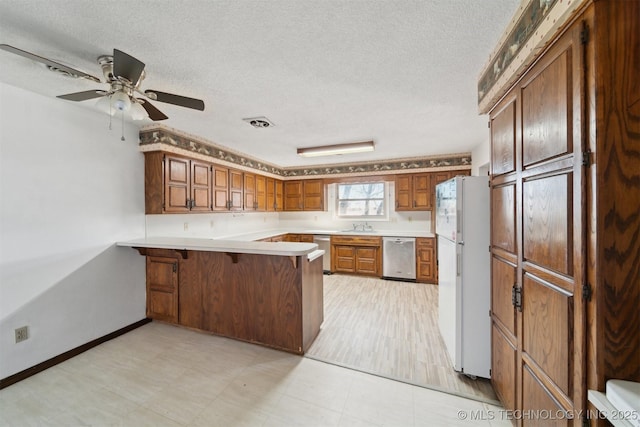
[116, 236, 318, 256]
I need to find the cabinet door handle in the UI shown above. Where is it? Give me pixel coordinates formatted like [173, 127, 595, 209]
[172, 262, 177, 273]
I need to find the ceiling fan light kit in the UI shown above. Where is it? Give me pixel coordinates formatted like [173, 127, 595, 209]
[297, 140, 375, 157]
[0, 44, 205, 125]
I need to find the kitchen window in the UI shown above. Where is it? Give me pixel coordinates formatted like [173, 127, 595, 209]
[336, 182, 386, 218]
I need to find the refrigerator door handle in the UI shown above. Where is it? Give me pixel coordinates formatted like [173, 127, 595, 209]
[456, 253, 461, 276]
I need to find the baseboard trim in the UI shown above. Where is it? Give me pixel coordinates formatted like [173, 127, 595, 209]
[0, 318, 151, 390]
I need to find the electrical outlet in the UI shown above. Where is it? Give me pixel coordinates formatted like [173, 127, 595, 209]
[183, 222, 189, 231]
[210, 220, 215, 228]
[408, 216, 413, 222]
[15, 326, 28, 343]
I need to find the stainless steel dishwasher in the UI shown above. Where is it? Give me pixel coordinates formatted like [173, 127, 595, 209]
[382, 237, 416, 280]
[313, 235, 332, 273]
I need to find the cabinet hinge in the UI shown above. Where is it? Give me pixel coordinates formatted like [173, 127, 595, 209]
[580, 22, 590, 45]
[582, 150, 592, 167]
[582, 282, 592, 301]
[512, 285, 522, 311]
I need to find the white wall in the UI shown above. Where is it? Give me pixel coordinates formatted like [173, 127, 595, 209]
[0, 82, 146, 378]
[471, 136, 491, 177]
[145, 211, 280, 238]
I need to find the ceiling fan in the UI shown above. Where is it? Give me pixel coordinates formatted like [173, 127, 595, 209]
[0, 44, 205, 121]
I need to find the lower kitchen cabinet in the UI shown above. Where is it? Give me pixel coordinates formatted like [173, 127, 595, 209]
[146, 255, 179, 322]
[135, 246, 324, 354]
[416, 237, 436, 284]
[331, 235, 382, 276]
[286, 233, 314, 243]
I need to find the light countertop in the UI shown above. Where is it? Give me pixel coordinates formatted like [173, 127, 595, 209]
[117, 236, 319, 257]
[214, 229, 435, 241]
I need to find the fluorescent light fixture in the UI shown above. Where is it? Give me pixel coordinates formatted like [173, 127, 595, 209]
[297, 141, 375, 157]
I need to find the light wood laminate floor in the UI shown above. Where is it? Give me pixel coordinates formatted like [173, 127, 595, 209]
[305, 274, 498, 403]
[0, 322, 512, 426]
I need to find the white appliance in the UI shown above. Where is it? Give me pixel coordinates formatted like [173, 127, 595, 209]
[382, 237, 416, 280]
[435, 176, 490, 378]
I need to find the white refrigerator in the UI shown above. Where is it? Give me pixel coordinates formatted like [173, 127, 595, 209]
[435, 176, 490, 379]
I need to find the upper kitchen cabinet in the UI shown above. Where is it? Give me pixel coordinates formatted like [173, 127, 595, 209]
[275, 180, 284, 211]
[395, 171, 468, 212]
[255, 175, 267, 211]
[284, 179, 325, 211]
[212, 165, 243, 211]
[145, 152, 213, 214]
[243, 173, 256, 211]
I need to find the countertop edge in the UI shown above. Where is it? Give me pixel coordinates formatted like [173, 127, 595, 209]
[116, 237, 318, 256]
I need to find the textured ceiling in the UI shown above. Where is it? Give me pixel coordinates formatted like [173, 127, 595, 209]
[0, 0, 519, 167]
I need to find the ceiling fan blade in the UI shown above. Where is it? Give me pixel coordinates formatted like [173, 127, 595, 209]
[144, 90, 205, 111]
[57, 90, 107, 101]
[113, 49, 145, 86]
[0, 44, 101, 83]
[140, 99, 169, 121]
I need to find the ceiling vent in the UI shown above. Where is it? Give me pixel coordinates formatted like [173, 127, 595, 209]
[243, 116, 275, 128]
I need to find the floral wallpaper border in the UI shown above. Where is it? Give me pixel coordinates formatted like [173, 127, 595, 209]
[139, 127, 471, 178]
[478, 0, 558, 104]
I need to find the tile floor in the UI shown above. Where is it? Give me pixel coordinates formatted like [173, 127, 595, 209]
[0, 323, 513, 426]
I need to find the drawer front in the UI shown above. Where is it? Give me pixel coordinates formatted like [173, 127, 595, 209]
[416, 237, 435, 248]
[331, 235, 381, 246]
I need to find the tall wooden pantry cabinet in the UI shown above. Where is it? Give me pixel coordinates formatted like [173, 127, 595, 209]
[487, 1, 639, 426]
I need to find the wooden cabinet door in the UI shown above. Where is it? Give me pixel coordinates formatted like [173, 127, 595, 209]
[228, 169, 244, 210]
[255, 175, 267, 211]
[395, 175, 412, 210]
[275, 180, 284, 211]
[213, 165, 230, 211]
[146, 256, 179, 322]
[334, 246, 355, 273]
[190, 160, 212, 211]
[164, 155, 190, 212]
[416, 237, 436, 283]
[284, 181, 303, 211]
[489, 18, 586, 423]
[244, 173, 256, 210]
[355, 247, 378, 275]
[412, 173, 431, 209]
[303, 179, 324, 211]
[266, 178, 276, 211]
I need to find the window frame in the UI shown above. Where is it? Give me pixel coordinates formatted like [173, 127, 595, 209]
[334, 181, 388, 220]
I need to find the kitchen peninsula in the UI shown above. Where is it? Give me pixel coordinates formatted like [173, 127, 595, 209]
[117, 237, 324, 354]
